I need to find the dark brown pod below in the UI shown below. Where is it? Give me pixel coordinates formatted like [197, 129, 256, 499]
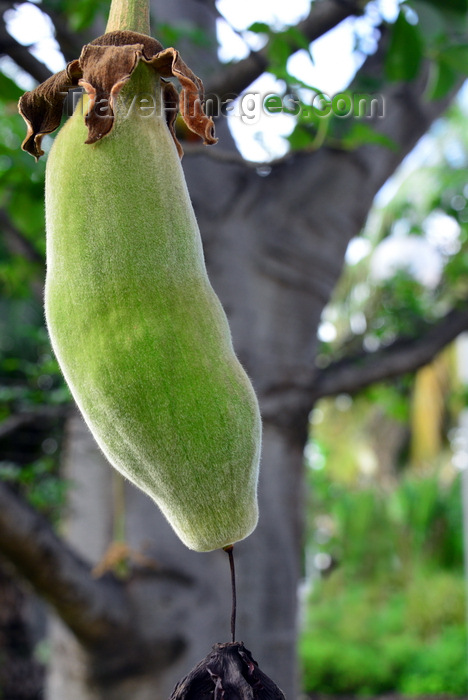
[169, 642, 286, 700]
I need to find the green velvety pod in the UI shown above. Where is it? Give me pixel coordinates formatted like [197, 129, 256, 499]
[40, 48, 261, 551]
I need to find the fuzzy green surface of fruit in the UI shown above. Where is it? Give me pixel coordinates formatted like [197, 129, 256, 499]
[44, 64, 261, 552]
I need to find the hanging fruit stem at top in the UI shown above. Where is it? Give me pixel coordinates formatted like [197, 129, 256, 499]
[106, 0, 150, 34]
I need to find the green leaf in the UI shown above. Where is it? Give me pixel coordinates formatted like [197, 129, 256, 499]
[282, 26, 312, 53]
[156, 22, 213, 50]
[286, 125, 317, 151]
[417, 0, 468, 14]
[267, 33, 293, 69]
[0, 72, 23, 102]
[340, 123, 398, 151]
[438, 44, 468, 74]
[252, 25, 314, 75]
[62, 0, 108, 30]
[247, 22, 271, 34]
[425, 58, 458, 100]
[410, 0, 446, 38]
[385, 12, 424, 81]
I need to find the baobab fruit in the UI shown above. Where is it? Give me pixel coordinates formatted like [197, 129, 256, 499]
[19, 31, 261, 552]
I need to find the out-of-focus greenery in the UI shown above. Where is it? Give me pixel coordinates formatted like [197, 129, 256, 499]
[308, 466, 463, 575]
[251, 0, 468, 153]
[317, 100, 468, 370]
[300, 467, 467, 696]
[300, 91, 468, 698]
[0, 65, 69, 518]
[299, 67, 468, 694]
[301, 577, 467, 696]
[0, 457, 68, 519]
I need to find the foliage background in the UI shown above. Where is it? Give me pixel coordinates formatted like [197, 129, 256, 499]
[300, 96, 468, 695]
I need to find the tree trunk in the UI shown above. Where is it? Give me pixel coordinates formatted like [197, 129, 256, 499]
[0, 559, 45, 700]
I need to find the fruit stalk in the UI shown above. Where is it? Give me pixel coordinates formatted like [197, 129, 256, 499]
[106, 0, 150, 35]
[224, 545, 237, 642]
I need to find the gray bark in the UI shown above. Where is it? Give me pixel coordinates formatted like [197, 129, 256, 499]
[311, 305, 468, 400]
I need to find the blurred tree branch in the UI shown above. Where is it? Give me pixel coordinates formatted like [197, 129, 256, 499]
[0, 0, 87, 63]
[0, 405, 68, 439]
[312, 305, 468, 400]
[0, 0, 359, 95]
[37, 0, 88, 61]
[0, 209, 44, 265]
[0, 13, 51, 83]
[206, 0, 360, 97]
[0, 481, 134, 650]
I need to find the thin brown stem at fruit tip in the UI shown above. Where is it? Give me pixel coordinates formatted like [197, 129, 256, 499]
[223, 545, 237, 643]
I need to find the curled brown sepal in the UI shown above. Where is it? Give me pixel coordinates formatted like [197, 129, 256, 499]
[78, 42, 143, 145]
[18, 61, 81, 161]
[144, 48, 216, 148]
[168, 642, 286, 700]
[18, 29, 217, 160]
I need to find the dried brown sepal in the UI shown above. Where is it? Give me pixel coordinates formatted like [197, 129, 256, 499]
[18, 29, 217, 160]
[144, 48, 216, 146]
[169, 642, 286, 700]
[88, 30, 162, 55]
[78, 43, 143, 143]
[18, 61, 81, 161]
